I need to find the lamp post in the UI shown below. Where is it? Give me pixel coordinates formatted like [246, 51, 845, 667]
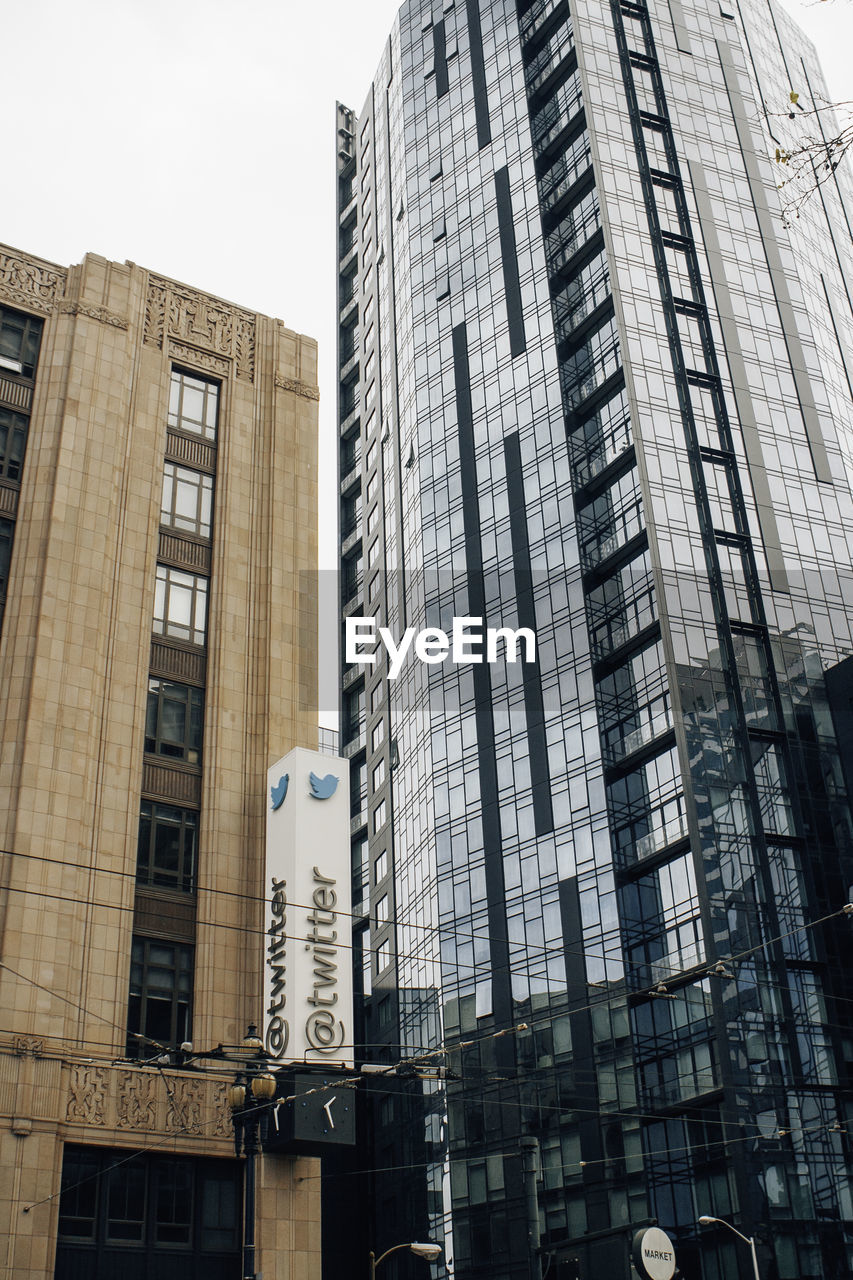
[368, 1241, 442, 1279]
[228, 1025, 277, 1280]
[698, 1215, 761, 1280]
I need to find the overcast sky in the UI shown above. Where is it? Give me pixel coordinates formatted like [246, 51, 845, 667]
[3, 0, 851, 724]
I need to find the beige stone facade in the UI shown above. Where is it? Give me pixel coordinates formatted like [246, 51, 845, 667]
[0, 243, 321, 1279]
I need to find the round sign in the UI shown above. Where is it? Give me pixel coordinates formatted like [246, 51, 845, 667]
[632, 1227, 677, 1280]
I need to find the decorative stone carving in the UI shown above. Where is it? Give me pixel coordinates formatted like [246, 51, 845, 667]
[144, 281, 167, 348]
[169, 291, 232, 355]
[66, 1066, 107, 1125]
[275, 374, 320, 401]
[145, 275, 256, 380]
[13, 1036, 44, 1057]
[56, 301, 129, 330]
[235, 316, 255, 381]
[164, 1077, 205, 1135]
[116, 1070, 157, 1130]
[210, 1082, 232, 1138]
[0, 252, 64, 313]
[168, 341, 230, 378]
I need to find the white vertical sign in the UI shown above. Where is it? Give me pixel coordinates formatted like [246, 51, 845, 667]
[264, 746, 353, 1067]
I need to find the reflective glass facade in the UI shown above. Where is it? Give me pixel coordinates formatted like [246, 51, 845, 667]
[336, 1, 853, 1278]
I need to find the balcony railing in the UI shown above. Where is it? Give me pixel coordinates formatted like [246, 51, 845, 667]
[570, 421, 632, 487]
[634, 813, 689, 862]
[561, 337, 620, 408]
[605, 710, 673, 765]
[525, 21, 574, 94]
[520, 0, 563, 42]
[539, 137, 592, 212]
[531, 71, 583, 149]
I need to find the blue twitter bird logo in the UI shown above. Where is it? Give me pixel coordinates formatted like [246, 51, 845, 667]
[309, 772, 338, 800]
[270, 774, 289, 810]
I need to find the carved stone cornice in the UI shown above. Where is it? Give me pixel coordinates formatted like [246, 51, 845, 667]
[61, 1062, 232, 1141]
[145, 275, 255, 381]
[66, 1064, 108, 1125]
[0, 250, 65, 314]
[56, 301, 129, 330]
[13, 1036, 44, 1058]
[275, 374, 320, 401]
[168, 341, 230, 378]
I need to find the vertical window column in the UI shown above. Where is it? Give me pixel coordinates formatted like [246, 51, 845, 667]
[129, 366, 220, 1058]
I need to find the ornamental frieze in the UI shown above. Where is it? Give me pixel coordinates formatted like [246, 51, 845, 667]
[0, 251, 65, 313]
[56, 301, 129, 330]
[145, 275, 255, 381]
[115, 1070, 157, 1130]
[66, 1065, 108, 1125]
[168, 341, 230, 379]
[61, 1062, 231, 1140]
[275, 374, 321, 401]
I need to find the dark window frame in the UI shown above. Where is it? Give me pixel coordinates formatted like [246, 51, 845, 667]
[0, 305, 43, 379]
[0, 406, 29, 483]
[127, 935, 193, 1057]
[145, 678, 204, 765]
[137, 801, 199, 894]
[167, 367, 219, 442]
[160, 461, 214, 539]
[56, 1145, 241, 1277]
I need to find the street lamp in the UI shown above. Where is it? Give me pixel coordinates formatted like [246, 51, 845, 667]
[228, 1025, 277, 1280]
[698, 1215, 760, 1280]
[369, 1241, 442, 1279]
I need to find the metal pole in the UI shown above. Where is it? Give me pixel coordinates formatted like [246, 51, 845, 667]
[369, 1250, 376, 1280]
[749, 1236, 761, 1280]
[243, 1111, 259, 1280]
[520, 1136, 542, 1280]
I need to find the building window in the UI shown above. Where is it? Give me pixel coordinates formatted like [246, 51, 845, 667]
[168, 369, 219, 441]
[351, 756, 367, 817]
[137, 802, 199, 893]
[342, 550, 363, 604]
[0, 407, 28, 482]
[342, 490, 362, 539]
[127, 937, 193, 1056]
[371, 719, 385, 751]
[153, 564, 208, 646]
[0, 306, 43, 378]
[372, 759, 386, 790]
[161, 463, 213, 539]
[370, 681, 384, 713]
[343, 685, 365, 745]
[145, 679, 204, 765]
[376, 894, 389, 925]
[374, 849, 387, 883]
[352, 835, 369, 911]
[57, 1146, 240, 1275]
[0, 518, 12, 599]
[376, 938, 391, 971]
[373, 798, 387, 832]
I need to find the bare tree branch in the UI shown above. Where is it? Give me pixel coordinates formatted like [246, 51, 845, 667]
[769, 91, 853, 225]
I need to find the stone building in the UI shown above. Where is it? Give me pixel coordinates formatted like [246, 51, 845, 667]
[0, 243, 320, 1278]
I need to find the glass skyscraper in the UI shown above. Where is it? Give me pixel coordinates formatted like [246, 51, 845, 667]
[335, 0, 853, 1277]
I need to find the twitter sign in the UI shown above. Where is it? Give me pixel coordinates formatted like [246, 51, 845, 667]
[264, 747, 353, 1067]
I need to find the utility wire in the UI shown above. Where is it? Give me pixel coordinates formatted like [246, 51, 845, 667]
[1, 906, 850, 1072]
[4, 842, 848, 992]
[2, 853, 850, 1005]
